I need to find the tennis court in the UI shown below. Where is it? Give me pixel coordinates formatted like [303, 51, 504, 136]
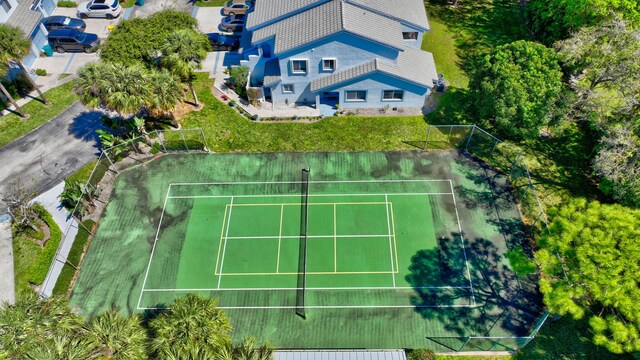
[137, 179, 474, 310]
[70, 151, 544, 350]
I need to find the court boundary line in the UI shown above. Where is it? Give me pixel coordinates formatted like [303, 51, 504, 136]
[138, 304, 477, 310]
[384, 195, 396, 288]
[217, 196, 234, 289]
[141, 286, 472, 291]
[169, 179, 452, 186]
[449, 180, 477, 306]
[136, 184, 172, 310]
[276, 204, 283, 273]
[168, 193, 453, 199]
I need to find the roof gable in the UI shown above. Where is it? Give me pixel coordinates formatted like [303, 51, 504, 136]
[348, 0, 429, 30]
[251, 0, 404, 55]
[246, 0, 327, 30]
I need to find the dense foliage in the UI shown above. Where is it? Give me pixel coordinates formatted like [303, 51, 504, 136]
[0, 294, 272, 359]
[100, 10, 199, 64]
[469, 40, 563, 140]
[536, 199, 640, 353]
[526, 0, 640, 44]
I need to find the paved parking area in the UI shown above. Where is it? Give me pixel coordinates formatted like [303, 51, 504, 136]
[195, 6, 224, 34]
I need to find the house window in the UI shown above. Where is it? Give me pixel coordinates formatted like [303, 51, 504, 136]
[322, 58, 336, 71]
[291, 59, 308, 74]
[382, 90, 404, 101]
[1, 0, 12, 12]
[402, 32, 418, 40]
[282, 84, 294, 93]
[345, 90, 367, 102]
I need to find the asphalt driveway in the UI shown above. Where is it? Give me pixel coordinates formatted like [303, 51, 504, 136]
[0, 101, 104, 212]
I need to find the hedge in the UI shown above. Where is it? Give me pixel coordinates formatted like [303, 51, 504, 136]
[27, 204, 63, 285]
[52, 220, 95, 296]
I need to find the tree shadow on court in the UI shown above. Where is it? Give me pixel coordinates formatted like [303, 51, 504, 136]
[407, 235, 543, 339]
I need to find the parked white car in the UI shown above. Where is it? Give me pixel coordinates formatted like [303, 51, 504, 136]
[76, 0, 122, 19]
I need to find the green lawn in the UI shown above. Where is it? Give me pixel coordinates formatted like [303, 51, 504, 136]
[13, 233, 41, 299]
[181, 74, 428, 152]
[0, 81, 77, 148]
[422, 16, 468, 88]
[196, 0, 226, 7]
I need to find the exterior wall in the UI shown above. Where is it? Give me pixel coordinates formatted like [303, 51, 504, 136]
[269, 32, 400, 105]
[24, 24, 48, 67]
[0, 0, 18, 23]
[328, 73, 430, 109]
[400, 23, 424, 50]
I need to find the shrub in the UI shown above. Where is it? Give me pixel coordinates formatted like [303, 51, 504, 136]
[406, 348, 435, 360]
[57, 0, 77, 7]
[35, 68, 47, 76]
[52, 219, 94, 296]
[100, 10, 199, 64]
[150, 141, 161, 154]
[26, 204, 63, 285]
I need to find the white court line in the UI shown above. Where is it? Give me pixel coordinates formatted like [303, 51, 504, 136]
[170, 179, 452, 186]
[384, 195, 396, 288]
[168, 192, 453, 199]
[139, 304, 477, 310]
[276, 204, 283, 273]
[141, 285, 472, 291]
[333, 203, 337, 272]
[449, 180, 476, 306]
[217, 196, 234, 289]
[223, 234, 394, 240]
[136, 184, 172, 310]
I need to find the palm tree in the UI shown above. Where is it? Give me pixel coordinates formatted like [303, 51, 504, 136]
[0, 293, 83, 357]
[161, 29, 210, 106]
[149, 294, 232, 359]
[216, 338, 274, 360]
[24, 334, 97, 360]
[75, 62, 105, 109]
[82, 308, 148, 359]
[149, 69, 183, 128]
[0, 24, 48, 105]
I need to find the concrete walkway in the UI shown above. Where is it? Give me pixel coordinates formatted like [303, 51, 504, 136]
[0, 214, 15, 306]
[32, 182, 79, 298]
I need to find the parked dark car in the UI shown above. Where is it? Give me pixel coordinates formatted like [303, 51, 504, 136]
[42, 16, 87, 32]
[220, 14, 245, 33]
[48, 29, 100, 53]
[207, 33, 239, 51]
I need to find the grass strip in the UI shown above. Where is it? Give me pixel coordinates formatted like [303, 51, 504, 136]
[52, 219, 95, 296]
[26, 204, 63, 285]
[0, 81, 77, 148]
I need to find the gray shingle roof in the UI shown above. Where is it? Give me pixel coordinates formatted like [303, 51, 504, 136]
[310, 47, 438, 92]
[348, 0, 429, 30]
[246, 0, 326, 30]
[275, 350, 406, 360]
[5, 0, 43, 37]
[252, 0, 403, 55]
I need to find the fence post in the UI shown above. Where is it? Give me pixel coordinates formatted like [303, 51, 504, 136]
[510, 153, 522, 177]
[179, 130, 188, 150]
[464, 125, 476, 151]
[460, 336, 472, 351]
[424, 125, 432, 150]
[489, 138, 499, 157]
[157, 130, 167, 152]
[103, 150, 119, 174]
[200, 128, 210, 152]
[447, 125, 454, 145]
[521, 312, 550, 348]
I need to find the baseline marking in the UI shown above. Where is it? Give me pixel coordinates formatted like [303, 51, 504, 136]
[142, 285, 473, 291]
[170, 179, 452, 186]
[384, 195, 396, 288]
[449, 180, 476, 306]
[136, 184, 172, 310]
[168, 192, 452, 199]
[217, 196, 234, 289]
[224, 234, 394, 240]
[139, 304, 477, 310]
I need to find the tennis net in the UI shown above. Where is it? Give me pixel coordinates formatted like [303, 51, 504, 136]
[296, 168, 310, 318]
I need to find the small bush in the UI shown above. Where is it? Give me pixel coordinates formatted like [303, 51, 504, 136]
[150, 141, 161, 154]
[27, 204, 63, 285]
[57, 1, 77, 7]
[35, 69, 47, 76]
[406, 348, 435, 360]
[0, 98, 6, 112]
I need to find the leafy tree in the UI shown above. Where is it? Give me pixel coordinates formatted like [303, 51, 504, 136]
[526, 0, 640, 44]
[100, 10, 199, 64]
[149, 294, 232, 359]
[469, 40, 564, 140]
[228, 65, 250, 98]
[0, 25, 48, 106]
[160, 29, 210, 106]
[82, 308, 148, 359]
[536, 198, 640, 353]
[1, 179, 38, 232]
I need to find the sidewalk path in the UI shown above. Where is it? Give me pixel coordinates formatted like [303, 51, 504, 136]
[0, 101, 105, 212]
[0, 214, 15, 305]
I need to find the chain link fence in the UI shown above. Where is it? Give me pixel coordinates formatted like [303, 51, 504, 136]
[39, 128, 208, 298]
[425, 124, 548, 231]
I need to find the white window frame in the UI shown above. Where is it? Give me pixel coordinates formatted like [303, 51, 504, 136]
[382, 90, 404, 101]
[290, 59, 308, 74]
[322, 58, 336, 72]
[282, 84, 294, 93]
[345, 90, 367, 102]
[402, 31, 418, 40]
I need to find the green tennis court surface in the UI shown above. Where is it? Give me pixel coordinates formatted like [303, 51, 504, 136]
[70, 151, 544, 350]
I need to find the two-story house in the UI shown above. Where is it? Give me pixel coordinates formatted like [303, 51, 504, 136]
[240, 0, 438, 111]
